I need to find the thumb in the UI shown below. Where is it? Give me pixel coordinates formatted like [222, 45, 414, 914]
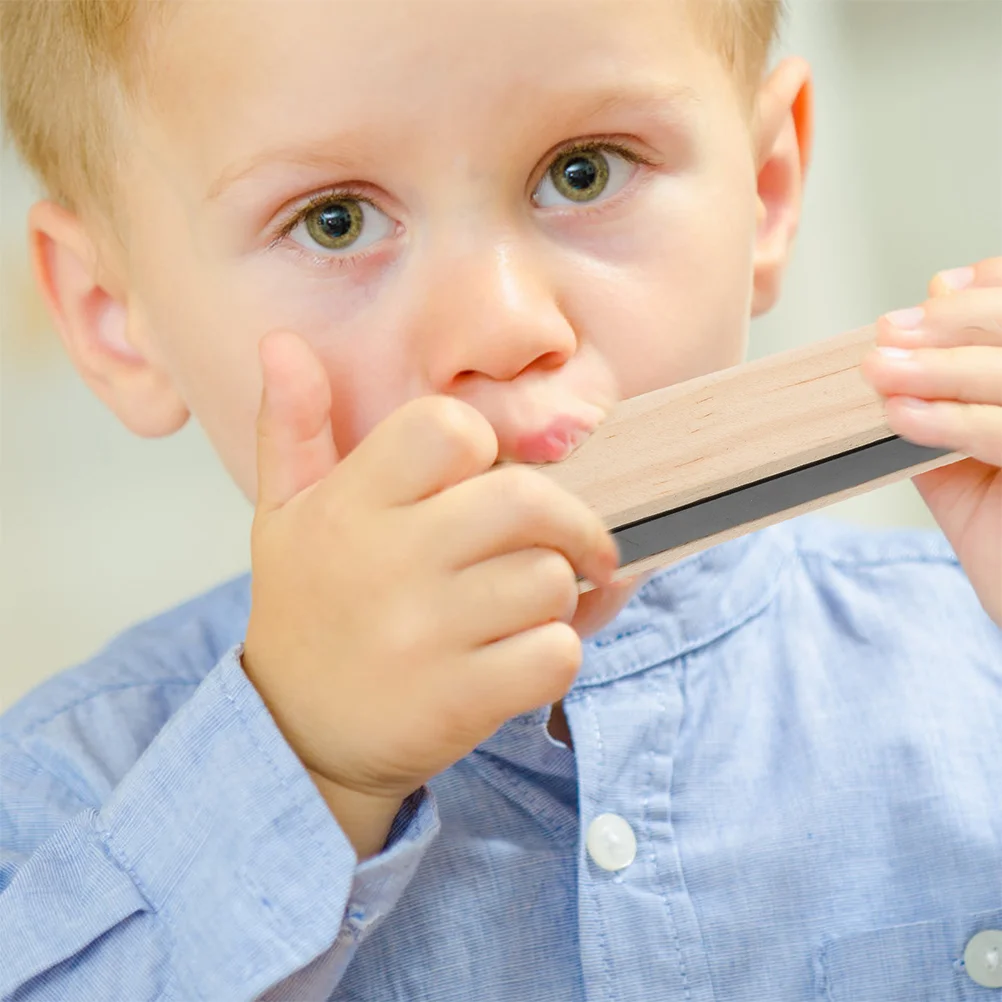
[255, 330, 340, 512]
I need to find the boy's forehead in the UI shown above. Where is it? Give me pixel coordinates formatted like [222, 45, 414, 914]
[145, 0, 716, 195]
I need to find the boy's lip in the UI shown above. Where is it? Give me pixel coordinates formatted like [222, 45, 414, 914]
[507, 415, 598, 464]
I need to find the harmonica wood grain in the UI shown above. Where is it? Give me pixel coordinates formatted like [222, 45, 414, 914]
[536, 325, 963, 591]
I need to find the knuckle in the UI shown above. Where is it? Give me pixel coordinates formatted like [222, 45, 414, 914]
[381, 597, 435, 662]
[971, 318, 1002, 339]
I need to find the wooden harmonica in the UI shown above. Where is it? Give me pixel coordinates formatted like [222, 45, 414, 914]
[537, 325, 964, 592]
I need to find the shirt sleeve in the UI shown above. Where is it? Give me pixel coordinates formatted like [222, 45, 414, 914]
[0, 645, 440, 1001]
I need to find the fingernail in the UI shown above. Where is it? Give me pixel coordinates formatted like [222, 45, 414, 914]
[937, 266, 975, 291]
[884, 307, 925, 330]
[877, 346, 914, 360]
[900, 396, 932, 410]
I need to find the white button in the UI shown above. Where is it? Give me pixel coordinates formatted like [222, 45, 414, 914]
[964, 929, 1002, 988]
[586, 813, 637, 871]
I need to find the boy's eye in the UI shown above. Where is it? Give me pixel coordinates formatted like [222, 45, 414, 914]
[306, 200, 362, 249]
[288, 196, 393, 255]
[280, 142, 644, 261]
[533, 146, 637, 209]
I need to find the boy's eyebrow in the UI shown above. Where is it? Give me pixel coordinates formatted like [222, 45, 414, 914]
[206, 136, 369, 201]
[205, 81, 701, 202]
[572, 83, 701, 122]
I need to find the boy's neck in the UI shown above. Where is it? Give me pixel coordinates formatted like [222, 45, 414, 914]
[548, 701, 574, 749]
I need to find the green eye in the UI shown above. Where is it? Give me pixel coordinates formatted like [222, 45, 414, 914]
[548, 149, 611, 203]
[303, 199, 364, 250]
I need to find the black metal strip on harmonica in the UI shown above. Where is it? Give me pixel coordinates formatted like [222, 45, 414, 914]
[610, 436, 951, 567]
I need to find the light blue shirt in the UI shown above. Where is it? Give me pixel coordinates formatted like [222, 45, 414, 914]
[2, 514, 1001, 1002]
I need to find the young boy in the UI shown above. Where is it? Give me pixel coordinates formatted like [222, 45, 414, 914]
[2, 0, 1001, 998]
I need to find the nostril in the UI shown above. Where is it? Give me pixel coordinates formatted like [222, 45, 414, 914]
[533, 350, 570, 372]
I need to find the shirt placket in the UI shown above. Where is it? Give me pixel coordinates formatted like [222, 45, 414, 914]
[569, 665, 718, 1002]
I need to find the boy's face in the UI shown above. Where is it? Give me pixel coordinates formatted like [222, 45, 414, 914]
[55, 0, 809, 500]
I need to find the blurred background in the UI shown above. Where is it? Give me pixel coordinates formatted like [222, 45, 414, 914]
[2, 0, 1000, 708]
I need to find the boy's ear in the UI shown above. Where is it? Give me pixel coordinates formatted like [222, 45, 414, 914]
[27, 200, 189, 437]
[750, 56, 813, 317]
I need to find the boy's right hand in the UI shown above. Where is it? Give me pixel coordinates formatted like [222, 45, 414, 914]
[241, 331, 618, 857]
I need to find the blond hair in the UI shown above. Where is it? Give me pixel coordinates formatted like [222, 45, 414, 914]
[1, 0, 784, 219]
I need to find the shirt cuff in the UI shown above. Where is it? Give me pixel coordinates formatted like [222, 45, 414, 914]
[96, 644, 440, 1000]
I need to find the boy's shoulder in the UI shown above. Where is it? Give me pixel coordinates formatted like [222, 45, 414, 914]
[782, 512, 999, 637]
[786, 510, 961, 568]
[776, 511, 990, 631]
[605, 511, 998, 678]
[1, 572, 251, 778]
[760, 513, 1000, 668]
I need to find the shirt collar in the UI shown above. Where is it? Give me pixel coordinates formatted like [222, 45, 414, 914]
[572, 518, 796, 688]
[474, 520, 796, 773]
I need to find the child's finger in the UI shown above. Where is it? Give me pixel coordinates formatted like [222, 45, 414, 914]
[255, 330, 339, 513]
[467, 621, 584, 725]
[570, 574, 644, 638]
[428, 463, 618, 587]
[929, 257, 1002, 297]
[868, 345, 1002, 406]
[886, 399, 1002, 470]
[879, 289, 1002, 349]
[342, 395, 499, 508]
[448, 547, 581, 646]
[971, 257, 1002, 286]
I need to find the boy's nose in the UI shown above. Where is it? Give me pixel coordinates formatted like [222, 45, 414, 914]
[413, 236, 578, 390]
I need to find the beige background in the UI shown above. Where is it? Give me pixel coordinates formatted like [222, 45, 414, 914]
[2, 0, 1000, 709]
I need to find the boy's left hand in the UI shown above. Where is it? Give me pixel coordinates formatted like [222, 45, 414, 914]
[861, 256, 1002, 628]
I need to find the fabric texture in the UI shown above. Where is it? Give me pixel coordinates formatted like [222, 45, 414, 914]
[2, 513, 1000, 1001]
